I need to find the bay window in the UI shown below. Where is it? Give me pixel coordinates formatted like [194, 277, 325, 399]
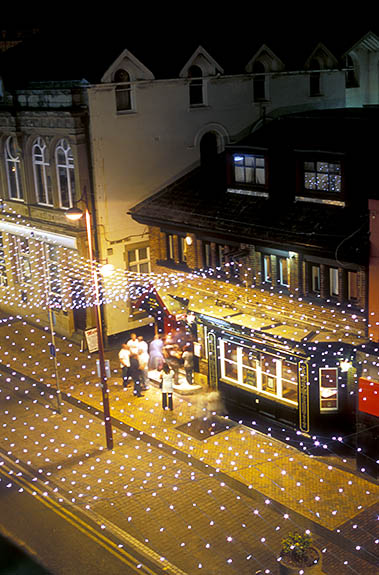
[220, 339, 298, 405]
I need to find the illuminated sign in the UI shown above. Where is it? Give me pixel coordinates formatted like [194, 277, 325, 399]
[207, 332, 218, 389]
[298, 361, 310, 433]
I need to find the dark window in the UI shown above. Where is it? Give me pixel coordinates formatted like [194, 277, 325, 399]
[189, 65, 203, 106]
[309, 263, 320, 293]
[114, 69, 132, 111]
[253, 61, 266, 101]
[309, 59, 321, 96]
[345, 55, 359, 88]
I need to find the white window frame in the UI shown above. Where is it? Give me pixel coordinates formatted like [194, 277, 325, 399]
[233, 154, 266, 185]
[311, 264, 321, 293]
[56, 139, 75, 209]
[278, 256, 289, 287]
[5, 136, 24, 201]
[32, 137, 53, 206]
[319, 367, 338, 412]
[127, 246, 150, 274]
[220, 339, 298, 406]
[329, 267, 339, 297]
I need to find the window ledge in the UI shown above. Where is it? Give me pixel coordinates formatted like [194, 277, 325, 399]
[295, 195, 345, 207]
[157, 259, 190, 272]
[116, 109, 136, 116]
[227, 188, 268, 198]
[188, 104, 210, 111]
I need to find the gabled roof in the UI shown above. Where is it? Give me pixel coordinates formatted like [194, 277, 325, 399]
[0, 20, 377, 88]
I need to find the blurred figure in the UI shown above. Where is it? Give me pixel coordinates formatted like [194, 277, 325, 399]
[206, 391, 226, 417]
[138, 337, 150, 390]
[127, 332, 139, 356]
[118, 342, 130, 389]
[129, 351, 143, 397]
[149, 334, 164, 370]
[182, 343, 194, 385]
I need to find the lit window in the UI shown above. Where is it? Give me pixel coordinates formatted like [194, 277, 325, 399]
[261, 353, 278, 394]
[348, 271, 358, 301]
[166, 234, 174, 260]
[304, 161, 341, 193]
[311, 265, 320, 293]
[32, 137, 53, 206]
[114, 69, 132, 112]
[5, 136, 23, 200]
[263, 254, 272, 282]
[234, 154, 265, 185]
[329, 267, 339, 297]
[278, 257, 289, 286]
[56, 139, 75, 209]
[220, 340, 298, 406]
[128, 246, 150, 273]
[319, 367, 338, 411]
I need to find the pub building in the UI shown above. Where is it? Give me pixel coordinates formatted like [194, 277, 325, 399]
[129, 108, 379, 437]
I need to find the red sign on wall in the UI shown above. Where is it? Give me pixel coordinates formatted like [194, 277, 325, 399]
[358, 378, 379, 417]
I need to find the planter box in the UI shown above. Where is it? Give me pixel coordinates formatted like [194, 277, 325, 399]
[279, 547, 324, 575]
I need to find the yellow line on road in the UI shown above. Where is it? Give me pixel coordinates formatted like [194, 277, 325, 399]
[0, 464, 164, 575]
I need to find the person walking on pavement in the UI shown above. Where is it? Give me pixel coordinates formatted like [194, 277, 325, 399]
[129, 352, 144, 397]
[182, 344, 194, 385]
[127, 332, 140, 356]
[138, 337, 150, 390]
[159, 362, 174, 410]
[164, 342, 182, 385]
[118, 342, 130, 389]
[148, 334, 164, 370]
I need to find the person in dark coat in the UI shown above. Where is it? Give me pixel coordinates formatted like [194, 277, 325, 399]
[129, 353, 143, 397]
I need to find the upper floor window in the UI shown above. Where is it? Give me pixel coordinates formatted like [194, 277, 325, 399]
[278, 256, 289, 287]
[233, 154, 265, 185]
[329, 267, 339, 297]
[5, 136, 23, 201]
[56, 139, 75, 209]
[309, 59, 322, 96]
[345, 55, 359, 88]
[32, 137, 53, 206]
[347, 270, 358, 302]
[127, 246, 150, 273]
[114, 69, 132, 112]
[304, 160, 341, 194]
[188, 65, 204, 106]
[253, 61, 266, 101]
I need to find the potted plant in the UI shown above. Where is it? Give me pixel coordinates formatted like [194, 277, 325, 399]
[278, 531, 323, 574]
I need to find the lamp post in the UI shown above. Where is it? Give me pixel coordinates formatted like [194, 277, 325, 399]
[65, 206, 114, 450]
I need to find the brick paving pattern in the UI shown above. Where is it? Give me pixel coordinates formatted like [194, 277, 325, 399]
[0, 317, 378, 574]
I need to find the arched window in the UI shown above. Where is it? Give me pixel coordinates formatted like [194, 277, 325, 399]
[56, 139, 75, 208]
[253, 61, 266, 101]
[345, 55, 359, 88]
[32, 137, 53, 206]
[114, 69, 132, 111]
[5, 136, 23, 200]
[309, 59, 321, 96]
[189, 65, 204, 106]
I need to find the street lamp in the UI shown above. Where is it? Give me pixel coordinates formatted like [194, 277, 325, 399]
[65, 206, 114, 450]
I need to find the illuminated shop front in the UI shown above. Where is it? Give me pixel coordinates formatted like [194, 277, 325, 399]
[195, 313, 356, 435]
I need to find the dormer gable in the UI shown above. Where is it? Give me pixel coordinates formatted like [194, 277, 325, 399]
[101, 48, 154, 83]
[179, 45, 224, 78]
[304, 42, 339, 70]
[245, 44, 285, 74]
[344, 30, 379, 56]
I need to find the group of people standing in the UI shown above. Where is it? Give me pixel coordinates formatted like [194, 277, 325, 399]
[119, 332, 195, 410]
[118, 333, 150, 397]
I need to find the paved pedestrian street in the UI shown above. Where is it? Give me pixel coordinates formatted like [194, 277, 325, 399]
[0, 317, 378, 574]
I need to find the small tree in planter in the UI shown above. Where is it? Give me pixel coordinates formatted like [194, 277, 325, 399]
[279, 531, 323, 574]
